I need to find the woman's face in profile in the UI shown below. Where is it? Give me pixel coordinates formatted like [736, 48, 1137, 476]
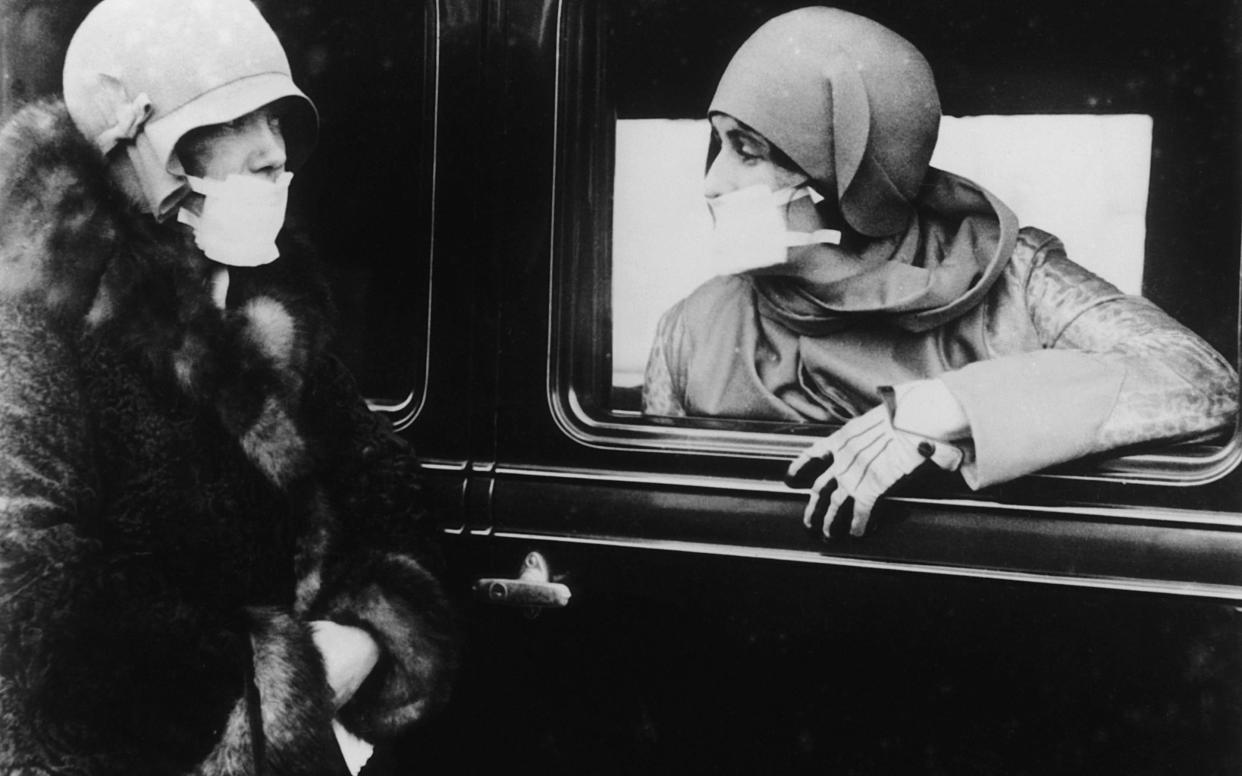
[704, 113, 806, 199]
[177, 103, 288, 182]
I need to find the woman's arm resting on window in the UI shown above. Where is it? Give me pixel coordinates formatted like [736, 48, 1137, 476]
[891, 379, 971, 441]
[786, 235, 1238, 529]
[786, 385, 966, 538]
[939, 237, 1238, 488]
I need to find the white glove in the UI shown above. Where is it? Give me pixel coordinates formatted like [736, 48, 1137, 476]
[785, 387, 963, 538]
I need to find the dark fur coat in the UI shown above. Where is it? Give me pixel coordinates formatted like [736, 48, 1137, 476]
[0, 101, 456, 775]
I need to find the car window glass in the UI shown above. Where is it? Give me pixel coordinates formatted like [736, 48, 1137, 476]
[613, 114, 1153, 392]
[552, 0, 1240, 475]
[262, 0, 433, 409]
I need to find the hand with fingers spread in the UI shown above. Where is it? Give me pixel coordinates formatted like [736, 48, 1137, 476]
[785, 385, 964, 539]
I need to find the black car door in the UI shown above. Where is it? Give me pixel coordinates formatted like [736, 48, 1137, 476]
[405, 1, 1242, 774]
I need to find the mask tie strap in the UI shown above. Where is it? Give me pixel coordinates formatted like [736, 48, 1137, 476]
[783, 184, 840, 246]
[785, 229, 843, 247]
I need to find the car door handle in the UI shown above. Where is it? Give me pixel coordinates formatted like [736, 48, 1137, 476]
[474, 551, 572, 608]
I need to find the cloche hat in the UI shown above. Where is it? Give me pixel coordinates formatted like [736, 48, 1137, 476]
[63, 0, 318, 218]
[709, 7, 940, 237]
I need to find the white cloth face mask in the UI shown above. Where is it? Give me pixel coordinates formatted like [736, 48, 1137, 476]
[177, 172, 293, 267]
[706, 183, 842, 275]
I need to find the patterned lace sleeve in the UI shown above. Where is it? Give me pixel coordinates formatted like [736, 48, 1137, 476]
[642, 302, 688, 417]
[1023, 235, 1238, 449]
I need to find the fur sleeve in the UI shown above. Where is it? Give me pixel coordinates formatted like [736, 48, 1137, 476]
[192, 609, 344, 776]
[300, 355, 459, 739]
[0, 101, 115, 322]
[0, 302, 341, 775]
[307, 550, 457, 738]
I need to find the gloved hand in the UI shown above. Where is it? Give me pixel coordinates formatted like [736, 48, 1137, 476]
[310, 620, 380, 710]
[785, 387, 964, 539]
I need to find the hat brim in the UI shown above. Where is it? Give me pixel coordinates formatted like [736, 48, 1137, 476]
[145, 71, 319, 176]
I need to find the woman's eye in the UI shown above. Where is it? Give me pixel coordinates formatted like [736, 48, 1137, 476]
[736, 144, 761, 162]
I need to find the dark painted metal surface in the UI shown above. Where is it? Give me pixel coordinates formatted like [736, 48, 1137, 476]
[414, 1, 1242, 772]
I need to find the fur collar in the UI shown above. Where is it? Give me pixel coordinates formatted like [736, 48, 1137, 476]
[0, 99, 334, 487]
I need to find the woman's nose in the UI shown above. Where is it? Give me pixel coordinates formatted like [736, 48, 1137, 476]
[703, 152, 739, 199]
[247, 124, 287, 179]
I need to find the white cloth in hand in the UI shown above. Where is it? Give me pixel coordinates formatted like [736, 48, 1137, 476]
[310, 620, 380, 710]
[333, 719, 374, 776]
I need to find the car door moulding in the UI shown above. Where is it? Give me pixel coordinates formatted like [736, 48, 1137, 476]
[487, 531, 1242, 604]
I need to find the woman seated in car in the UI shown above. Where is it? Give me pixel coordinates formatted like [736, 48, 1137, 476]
[642, 7, 1238, 539]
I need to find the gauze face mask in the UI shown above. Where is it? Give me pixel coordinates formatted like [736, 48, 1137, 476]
[706, 183, 842, 275]
[177, 172, 293, 267]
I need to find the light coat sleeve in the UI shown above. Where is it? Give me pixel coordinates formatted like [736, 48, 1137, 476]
[939, 234, 1238, 488]
[642, 300, 689, 417]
